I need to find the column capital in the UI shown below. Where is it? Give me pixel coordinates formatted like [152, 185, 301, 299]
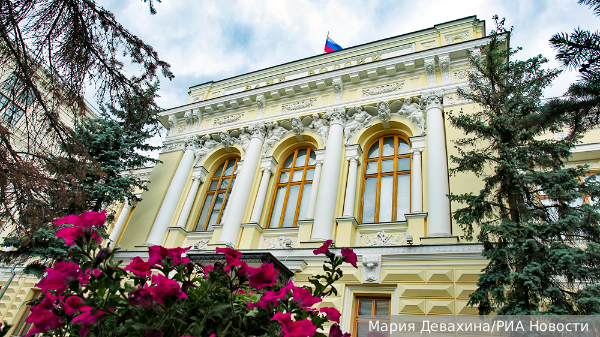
[234, 160, 244, 175]
[410, 148, 423, 156]
[423, 92, 444, 111]
[345, 144, 363, 162]
[248, 122, 267, 140]
[409, 135, 426, 148]
[260, 156, 278, 173]
[325, 107, 347, 126]
[192, 166, 209, 182]
[122, 197, 131, 209]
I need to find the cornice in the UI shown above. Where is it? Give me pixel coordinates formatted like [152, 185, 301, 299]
[159, 35, 491, 120]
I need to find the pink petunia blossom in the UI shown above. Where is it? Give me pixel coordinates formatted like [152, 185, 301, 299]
[36, 261, 84, 295]
[147, 246, 191, 267]
[63, 296, 88, 316]
[312, 240, 332, 255]
[147, 274, 188, 304]
[24, 292, 63, 337]
[124, 256, 152, 278]
[320, 307, 341, 323]
[291, 286, 321, 308]
[216, 247, 243, 271]
[72, 306, 108, 337]
[129, 285, 156, 311]
[341, 248, 358, 268]
[247, 263, 279, 289]
[248, 280, 294, 310]
[329, 324, 351, 337]
[271, 312, 317, 337]
[53, 210, 107, 233]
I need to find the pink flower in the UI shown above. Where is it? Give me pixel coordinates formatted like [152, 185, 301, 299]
[313, 240, 332, 255]
[247, 263, 279, 289]
[148, 274, 188, 304]
[341, 248, 358, 268]
[291, 286, 321, 308]
[124, 256, 152, 278]
[63, 296, 87, 316]
[72, 306, 108, 337]
[329, 324, 351, 337]
[54, 210, 107, 232]
[216, 247, 243, 271]
[148, 246, 191, 267]
[24, 292, 63, 336]
[202, 265, 215, 273]
[271, 312, 317, 337]
[129, 285, 156, 311]
[320, 307, 341, 323]
[85, 269, 102, 280]
[36, 261, 84, 295]
[248, 280, 294, 310]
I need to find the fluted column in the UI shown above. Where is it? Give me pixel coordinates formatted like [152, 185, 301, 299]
[304, 149, 326, 219]
[409, 136, 425, 213]
[175, 167, 208, 228]
[342, 145, 363, 217]
[146, 144, 196, 245]
[424, 94, 452, 236]
[218, 123, 266, 246]
[311, 107, 346, 241]
[250, 157, 278, 223]
[107, 199, 131, 248]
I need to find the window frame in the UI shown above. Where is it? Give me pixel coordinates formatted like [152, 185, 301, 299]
[12, 289, 42, 336]
[194, 157, 239, 231]
[266, 147, 316, 228]
[359, 134, 412, 223]
[352, 295, 391, 337]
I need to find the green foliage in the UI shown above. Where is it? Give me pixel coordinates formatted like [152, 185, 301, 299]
[448, 16, 600, 315]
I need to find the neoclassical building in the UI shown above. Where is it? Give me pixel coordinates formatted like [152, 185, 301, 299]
[7, 15, 600, 336]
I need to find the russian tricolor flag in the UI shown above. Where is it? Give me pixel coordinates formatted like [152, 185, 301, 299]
[324, 36, 342, 53]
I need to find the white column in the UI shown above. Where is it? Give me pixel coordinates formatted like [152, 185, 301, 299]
[409, 136, 425, 213]
[107, 199, 131, 248]
[304, 149, 326, 219]
[424, 94, 452, 236]
[218, 123, 266, 246]
[311, 108, 346, 241]
[342, 145, 363, 217]
[175, 167, 208, 228]
[250, 157, 278, 223]
[145, 146, 196, 245]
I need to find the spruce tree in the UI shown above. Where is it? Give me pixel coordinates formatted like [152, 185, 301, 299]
[448, 17, 600, 315]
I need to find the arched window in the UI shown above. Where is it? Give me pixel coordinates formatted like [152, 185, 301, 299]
[361, 135, 411, 223]
[267, 148, 316, 228]
[195, 157, 239, 231]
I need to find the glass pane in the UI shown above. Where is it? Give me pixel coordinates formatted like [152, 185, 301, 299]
[214, 163, 224, 177]
[398, 138, 410, 155]
[297, 184, 312, 220]
[269, 186, 287, 227]
[379, 176, 393, 222]
[292, 170, 304, 182]
[207, 193, 225, 230]
[358, 300, 372, 316]
[398, 158, 410, 171]
[396, 174, 410, 221]
[305, 169, 315, 181]
[381, 160, 394, 173]
[209, 180, 218, 191]
[196, 194, 214, 230]
[366, 161, 378, 174]
[295, 149, 307, 167]
[382, 137, 394, 157]
[375, 300, 390, 315]
[282, 185, 300, 227]
[356, 322, 370, 337]
[282, 153, 294, 168]
[367, 141, 379, 159]
[219, 178, 230, 190]
[224, 160, 236, 175]
[230, 178, 236, 189]
[308, 150, 316, 165]
[362, 178, 377, 223]
[279, 171, 290, 183]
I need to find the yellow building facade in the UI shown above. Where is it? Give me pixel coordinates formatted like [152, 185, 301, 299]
[6, 15, 600, 336]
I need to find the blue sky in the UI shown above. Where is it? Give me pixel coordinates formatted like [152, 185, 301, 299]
[96, 0, 599, 149]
